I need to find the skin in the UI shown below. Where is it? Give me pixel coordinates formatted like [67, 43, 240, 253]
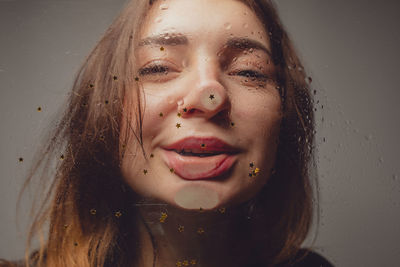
[120, 0, 282, 266]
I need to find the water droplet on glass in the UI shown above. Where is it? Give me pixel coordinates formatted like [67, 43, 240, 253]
[224, 23, 232, 30]
[364, 134, 373, 141]
[159, 4, 168, 10]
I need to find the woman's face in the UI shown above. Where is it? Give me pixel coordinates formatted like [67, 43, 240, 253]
[121, 0, 282, 210]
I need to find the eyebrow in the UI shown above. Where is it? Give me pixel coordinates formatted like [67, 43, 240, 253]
[225, 37, 272, 56]
[138, 33, 188, 46]
[138, 33, 271, 55]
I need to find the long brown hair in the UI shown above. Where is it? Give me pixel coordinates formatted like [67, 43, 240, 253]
[1, 0, 319, 266]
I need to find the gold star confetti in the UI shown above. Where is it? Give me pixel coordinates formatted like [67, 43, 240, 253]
[230, 122, 235, 127]
[150, 153, 154, 158]
[249, 162, 254, 168]
[160, 46, 165, 51]
[190, 259, 197, 265]
[183, 107, 188, 112]
[209, 94, 215, 100]
[177, 112, 182, 117]
[115, 211, 122, 218]
[176, 123, 181, 128]
[170, 168, 174, 173]
[134, 77, 139, 81]
[37, 107, 42, 112]
[183, 260, 189, 266]
[253, 167, 260, 175]
[159, 112, 164, 117]
[178, 225, 184, 232]
[176, 261, 182, 267]
[143, 169, 148, 175]
[218, 207, 226, 213]
[18, 157, 23, 162]
[90, 209, 97, 215]
[113, 75, 118, 80]
[159, 212, 168, 223]
[197, 227, 205, 234]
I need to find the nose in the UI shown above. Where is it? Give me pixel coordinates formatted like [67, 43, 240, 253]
[178, 58, 230, 120]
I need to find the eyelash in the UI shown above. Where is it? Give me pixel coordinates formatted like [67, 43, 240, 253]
[232, 70, 268, 80]
[139, 64, 170, 75]
[138, 64, 268, 82]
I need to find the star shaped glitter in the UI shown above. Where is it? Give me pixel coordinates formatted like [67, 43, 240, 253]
[190, 259, 197, 265]
[253, 167, 260, 175]
[183, 107, 188, 112]
[178, 225, 184, 232]
[143, 169, 148, 175]
[115, 211, 122, 218]
[249, 172, 253, 177]
[90, 209, 97, 215]
[249, 162, 254, 168]
[182, 260, 189, 266]
[197, 227, 205, 234]
[176, 123, 181, 128]
[159, 112, 164, 117]
[177, 112, 182, 117]
[176, 261, 182, 267]
[218, 207, 226, 213]
[113, 75, 118, 80]
[209, 94, 215, 100]
[89, 84, 94, 88]
[159, 212, 168, 223]
[60, 155, 65, 160]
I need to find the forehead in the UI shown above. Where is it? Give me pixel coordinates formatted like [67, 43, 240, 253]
[141, 0, 269, 47]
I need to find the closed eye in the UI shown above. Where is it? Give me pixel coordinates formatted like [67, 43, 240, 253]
[139, 64, 169, 75]
[232, 70, 268, 80]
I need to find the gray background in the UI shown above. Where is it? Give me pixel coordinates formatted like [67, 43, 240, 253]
[1, 0, 399, 266]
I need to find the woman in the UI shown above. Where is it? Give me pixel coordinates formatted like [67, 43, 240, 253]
[1, 0, 334, 266]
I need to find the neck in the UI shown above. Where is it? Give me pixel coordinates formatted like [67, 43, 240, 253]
[134, 201, 267, 267]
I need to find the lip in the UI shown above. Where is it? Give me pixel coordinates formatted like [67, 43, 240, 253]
[162, 136, 240, 153]
[161, 149, 238, 180]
